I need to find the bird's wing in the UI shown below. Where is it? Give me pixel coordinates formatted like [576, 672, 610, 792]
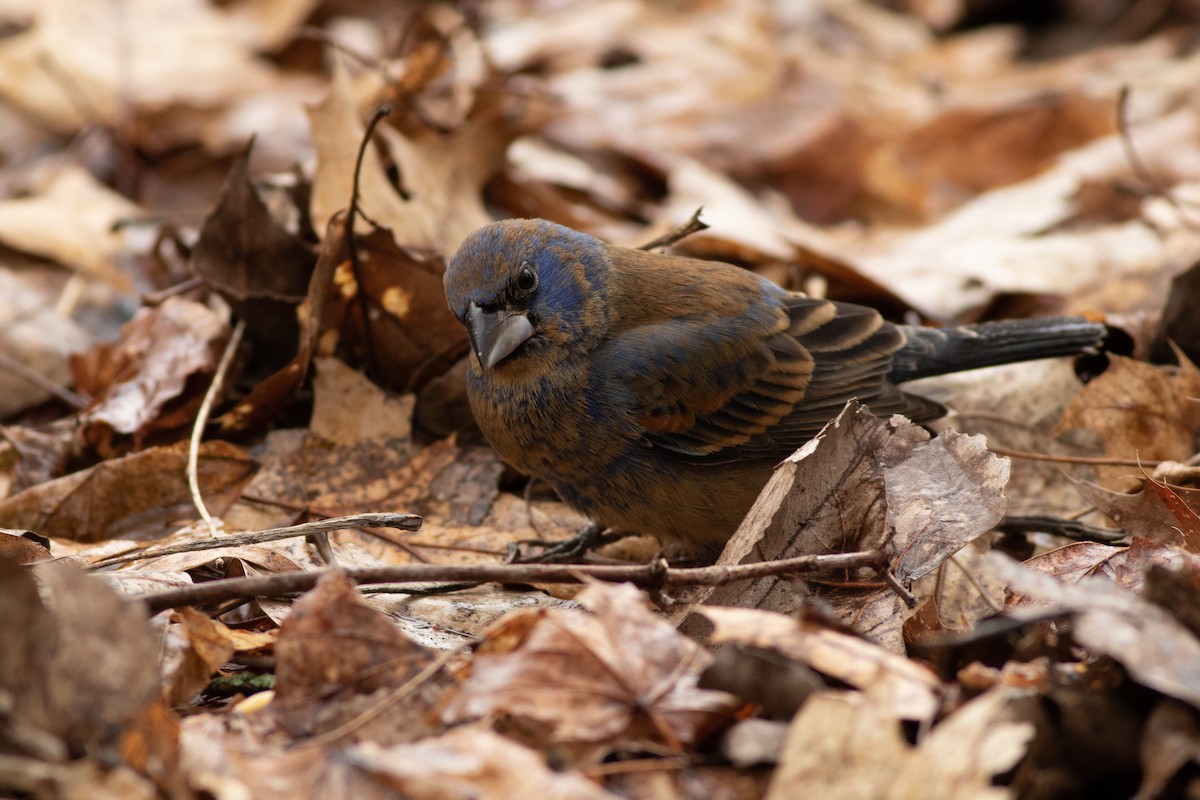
[608, 295, 931, 461]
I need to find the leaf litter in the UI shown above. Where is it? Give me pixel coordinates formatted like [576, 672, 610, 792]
[3, 0, 1200, 797]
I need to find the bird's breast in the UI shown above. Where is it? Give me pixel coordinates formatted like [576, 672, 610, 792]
[465, 364, 632, 483]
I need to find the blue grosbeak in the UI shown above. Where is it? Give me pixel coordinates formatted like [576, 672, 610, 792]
[444, 218, 1105, 555]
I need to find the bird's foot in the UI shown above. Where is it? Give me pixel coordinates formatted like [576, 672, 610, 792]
[510, 523, 622, 564]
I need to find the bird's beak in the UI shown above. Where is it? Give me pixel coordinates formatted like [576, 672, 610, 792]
[465, 302, 534, 370]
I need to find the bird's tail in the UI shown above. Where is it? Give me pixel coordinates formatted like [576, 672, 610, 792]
[888, 316, 1107, 383]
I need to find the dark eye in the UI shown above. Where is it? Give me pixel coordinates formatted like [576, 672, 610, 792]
[515, 265, 538, 295]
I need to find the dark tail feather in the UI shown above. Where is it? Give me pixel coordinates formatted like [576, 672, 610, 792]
[889, 317, 1107, 383]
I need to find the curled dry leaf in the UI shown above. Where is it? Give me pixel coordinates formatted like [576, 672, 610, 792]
[766, 686, 1035, 800]
[445, 581, 740, 752]
[700, 605, 942, 723]
[160, 608, 240, 708]
[765, 690, 910, 800]
[690, 401, 1008, 652]
[993, 553, 1200, 711]
[72, 297, 229, 454]
[216, 211, 346, 435]
[1017, 538, 1189, 594]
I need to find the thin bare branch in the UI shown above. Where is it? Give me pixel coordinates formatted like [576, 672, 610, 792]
[187, 318, 245, 537]
[137, 550, 885, 615]
[90, 512, 422, 568]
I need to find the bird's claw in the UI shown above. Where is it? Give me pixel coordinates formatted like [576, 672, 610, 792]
[511, 523, 617, 563]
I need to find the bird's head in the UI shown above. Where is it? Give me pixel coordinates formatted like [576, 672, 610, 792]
[444, 219, 612, 373]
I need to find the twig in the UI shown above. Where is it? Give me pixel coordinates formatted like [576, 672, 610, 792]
[295, 26, 380, 70]
[188, 319, 246, 537]
[309, 649, 458, 746]
[240, 492, 434, 562]
[638, 208, 709, 251]
[142, 276, 204, 306]
[947, 554, 1004, 614]
[0, 350, 85, 409]
[345, 105, 393, 378]
[987, 443, 1157, 468]
[1117, 85, 1200, 226]
[54, 274, 86, 318]
[881, 568, 918, 609]
[584, 758, 686, 778]
[137, 550, 886, 615]
[90, 512, 421, 568]
[996, 515, 1127, 544]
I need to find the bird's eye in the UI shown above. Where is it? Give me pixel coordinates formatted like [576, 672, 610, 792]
[515, 265, 538, 295]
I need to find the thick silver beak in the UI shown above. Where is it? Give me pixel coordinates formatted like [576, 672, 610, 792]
[465, 302, 534, 370]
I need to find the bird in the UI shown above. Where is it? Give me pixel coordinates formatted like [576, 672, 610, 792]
[443, 218, 1107, 557]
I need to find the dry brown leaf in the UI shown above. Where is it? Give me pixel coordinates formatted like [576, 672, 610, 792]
[0, 558, 159, 759]
[141, 542, 305, 579]
[0, 0, 280, 134]
[0, 268, 93, 419]
[690, 402, 1007, 652]
[765, 690, 911, 800]
[851, 110, 1200, 317]
[1070, 478, 1188, 543]
[994, 553, 1200, 710]
[306, 55, 409, 240]
[1134, 699, 1200, 800]
[273, 570, 442, 740]
[918, 358, 1097, 519]
[769, 684, 1033, 800]
[700, 605, 943, 723]
[445, 581, 739, 752]
[346, 726, 618, 799]
[160, 608, 239, 708]
[72, 297, 229, 453]
[866, 92, 1116, 220]
[0, 164, 140, 289]
[323, 228, 468, 393]
[307, 44, 521, 255]
[0, 440, 256, 543]
[1056, 355, 1200, 491]
[1018, 537, 1195, 602]
[1019, 540, 1134, 586]
[889, 687, 1036, 800]
[1141, 470, 1200, 552]
[310, 357, 414, 446]
[240, 358, 502, 566]
[189, 144, 315, 359]
[216, 211, 346, 435]
[0, 527, 49, 563]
